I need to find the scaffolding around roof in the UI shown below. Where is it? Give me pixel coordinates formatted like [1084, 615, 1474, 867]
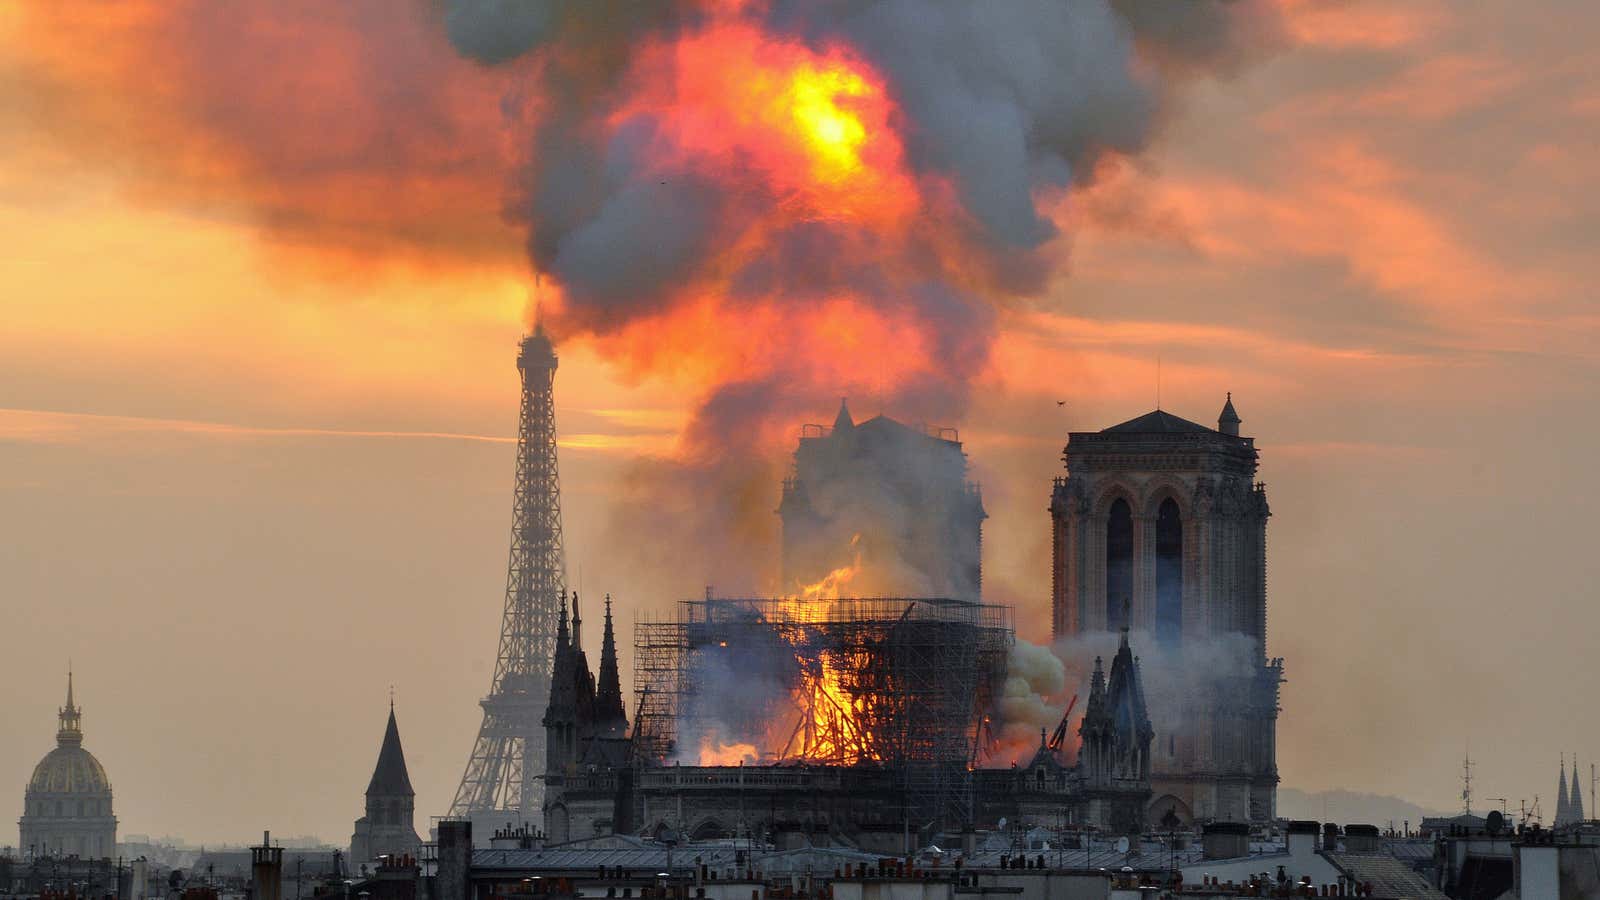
[632, 595, 1013, 830]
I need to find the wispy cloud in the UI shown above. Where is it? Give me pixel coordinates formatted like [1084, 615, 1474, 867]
[0, 407, 514, 446]
[0, 407, 690, 455]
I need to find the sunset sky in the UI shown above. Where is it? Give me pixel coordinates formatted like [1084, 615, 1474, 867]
[3, 1, 1598, 844]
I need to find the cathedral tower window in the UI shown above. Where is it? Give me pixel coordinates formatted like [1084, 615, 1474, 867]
[1107, 498, 1133, 630]
[1156, 498, 1183, 644]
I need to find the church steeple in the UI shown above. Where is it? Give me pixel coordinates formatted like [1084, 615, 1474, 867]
[595, 595, 628, 737]
[556, 592, 570, 651]
[1572, 758, 1586, 824]
[1558, 755, 1572, 826]
[547, 594, 574, 718]
[57, 668, 82, 746]
[366, 705, 415, 798]
[833, 398, 854, 433]
[1218, 393, 1241, 436]
[352, 701, 421, 864]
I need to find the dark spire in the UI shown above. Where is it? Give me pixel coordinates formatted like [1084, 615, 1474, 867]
[1558, 755, 1571, 826]
[595, 594, 627, 735]
[366, 705, 416, 797]
[547, 594, 575, 721]
[1573, 758, 1586, 824]
[556, 592, 570, 653]
[1219, 392, 1241, 436]
[1080, 630, 1154, 788]
[571, 591, 583, 654]
[833, 398, 854, 433]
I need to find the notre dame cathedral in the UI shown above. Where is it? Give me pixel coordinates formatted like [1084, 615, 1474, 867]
[1049, 396, 1283, 824]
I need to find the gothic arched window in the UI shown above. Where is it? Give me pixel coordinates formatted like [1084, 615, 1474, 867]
[1106, 498, 1133, 630]
[1156, 498, 1183, 644]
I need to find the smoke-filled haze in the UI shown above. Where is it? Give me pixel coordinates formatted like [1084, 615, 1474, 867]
[1, 0, 1597, 845]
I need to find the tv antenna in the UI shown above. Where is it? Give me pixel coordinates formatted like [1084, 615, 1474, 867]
[1462, 752, 1473, 815]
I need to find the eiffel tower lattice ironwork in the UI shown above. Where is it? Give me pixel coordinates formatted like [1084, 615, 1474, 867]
[449, 324, 566, 819]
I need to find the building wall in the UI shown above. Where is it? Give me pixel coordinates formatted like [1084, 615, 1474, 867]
[20, 792, 116, 858]
[1048, 421, 1279, 824]
[780, 415, 985, 601]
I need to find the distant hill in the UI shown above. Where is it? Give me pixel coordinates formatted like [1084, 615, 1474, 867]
[1278, 787, 1454, 830]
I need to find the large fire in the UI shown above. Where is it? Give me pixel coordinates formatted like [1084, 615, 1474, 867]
[796, 534, 863, 602]
[686, 536, 888, 767]
[617, 21, 919, 225]
[580, 14, 961, 443]
[778, 536, 881, 765]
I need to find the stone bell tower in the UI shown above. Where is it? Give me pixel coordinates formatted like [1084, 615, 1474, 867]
[1049, 396, 1282, 824]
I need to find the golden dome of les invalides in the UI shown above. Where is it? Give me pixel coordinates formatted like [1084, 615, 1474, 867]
[20, 672, 117, 858]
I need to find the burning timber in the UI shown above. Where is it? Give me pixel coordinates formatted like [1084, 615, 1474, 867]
[635, 595, 1012, 809]
[543, 592, 1157, 852]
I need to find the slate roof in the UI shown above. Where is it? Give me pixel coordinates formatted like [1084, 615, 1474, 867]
[1101, 410, 1214, 435]
[1322, 852, 1450, 900]
[366, 707, 415, 796]
[1219, 394, 1241, 427]
[472, 840, 879, 874]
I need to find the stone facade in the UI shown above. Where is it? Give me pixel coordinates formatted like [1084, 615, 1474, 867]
[974, 632, 1153, 836]
[1049, 400, 1282, 824]
[779, 403, 985, 601]
[20, 674, 116, 858]
[1076, 631, 1155, 833]
[543, 593, 631, 843]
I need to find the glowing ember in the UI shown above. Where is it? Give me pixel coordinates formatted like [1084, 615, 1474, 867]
[620, 21, 919, 223]
[795, 534, 863, 602]
[773, 535, 884, 765]
[696, 736, 761, 767]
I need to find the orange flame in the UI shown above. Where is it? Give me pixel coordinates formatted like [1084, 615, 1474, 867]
[794, 534, 864, 603]
[689, 534, 889, 767]
[617, 21, 919, 227]
[778, 534, 882, 765]
[579, 15, 970, 436]
[696, 735, 762, 767]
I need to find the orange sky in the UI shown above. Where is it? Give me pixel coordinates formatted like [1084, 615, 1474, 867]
[2, 0, 1598, 843]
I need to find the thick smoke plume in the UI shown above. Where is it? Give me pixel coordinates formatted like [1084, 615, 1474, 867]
[995, 639, 1070, 762]
[434, 0, 1284, 592]
[992, 630, 1263, 767]
[1053, 629, 1260, 755]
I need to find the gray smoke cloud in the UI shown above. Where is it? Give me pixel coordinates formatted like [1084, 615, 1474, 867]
[670, 637, 797, 764]
[436, 0, 1284, 593]
[1050, 629, 1260, 754]
[441, 0, 1282, 314]
[997, 639, 1070, 759]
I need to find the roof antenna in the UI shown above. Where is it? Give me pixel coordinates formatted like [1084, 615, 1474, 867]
[1156, 355, 1162, 411]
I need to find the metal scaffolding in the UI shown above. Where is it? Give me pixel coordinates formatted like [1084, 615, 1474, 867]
[632, 595, 1013, 829]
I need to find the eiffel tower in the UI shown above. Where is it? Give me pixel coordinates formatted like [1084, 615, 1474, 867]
[449, 323, 565, 825]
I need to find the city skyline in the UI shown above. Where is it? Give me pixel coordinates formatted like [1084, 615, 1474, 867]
[3, 0, 1598, 846]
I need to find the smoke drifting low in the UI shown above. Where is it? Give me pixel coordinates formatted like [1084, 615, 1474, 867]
[432, 0, 1285, 592]
[990, 629, 1264, 769]
[1050, 628, 1261, 755]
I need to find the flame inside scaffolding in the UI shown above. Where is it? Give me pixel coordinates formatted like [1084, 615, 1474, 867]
[633, 594, 1013, 821]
